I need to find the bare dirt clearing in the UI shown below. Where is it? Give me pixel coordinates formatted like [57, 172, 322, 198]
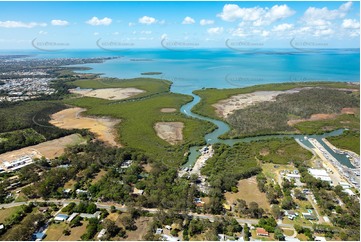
[70, 87, 145, 100]
[287, 113, 338, 126]
[50, 107, 121, 147]
[213, 89, 302, 118]
[0, 134, 84, 164]
[160, 108, 177, 113]
[225, 176, 270, 211]
[154, 122, 184, 145]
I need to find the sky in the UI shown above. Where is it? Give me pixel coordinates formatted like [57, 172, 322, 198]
[0, 1, 360, 50]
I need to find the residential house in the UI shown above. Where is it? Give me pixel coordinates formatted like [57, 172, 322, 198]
[256, 228, 269, 237]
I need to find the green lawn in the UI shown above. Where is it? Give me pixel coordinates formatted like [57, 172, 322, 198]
[0, 206, 22, 224]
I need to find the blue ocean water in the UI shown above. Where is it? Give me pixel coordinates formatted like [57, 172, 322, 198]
[1, 48, 359, 94]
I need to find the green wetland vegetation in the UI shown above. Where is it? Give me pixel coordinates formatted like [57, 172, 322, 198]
[193, 82, 358, 119]
[226, 88, 359, 138]
[66, 78, 215, 165]
[1, 68, 360, 241]
[192, 82, 359, 138]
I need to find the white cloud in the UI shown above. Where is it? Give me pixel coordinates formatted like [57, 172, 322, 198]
[349, 30, 360, 37]
[231, 28, 248, 37]
[182, 16, 195, 24]
[264, 5, 296, 23]
[159, 20, 166, 25]
[140, 30, 152, 35]
[51, 19, 69, 26]
[128, 22, 135, 27]
[342, 19, 360, 29]
[38, 30, 47, 35]
[0, 21, 46, 28]
[138, 16, 157, 25]
[93, 32, 100, 36]
[339, 1, 353, 12]
[86, 17, 112, 26]
[261, 30, 270, 37]
[200, 19, 214, 25]
[302, 2, 353, 26]
[207, 27, 224, 35]
[314, 28, 334, 36]
[161, 33, 167, 39]
[272, 23, 293, 31]
[217, 4, 265, 22]
[217, 4, 294, 26]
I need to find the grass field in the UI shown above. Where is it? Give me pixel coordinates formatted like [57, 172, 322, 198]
[58, 221, 89, 241]
[326, 131, 360, 155]
[224, 176, 271, 211]
[91, 169, 107, 185]
[193, 82, 359, 119]
[0, 206, 22, 224]
[296, 233, 310, 241]
[282, 228, 295, 236]
[44, 223, 68, 241]
[65, 92, 214, 166]
[261, 163, 297, 185]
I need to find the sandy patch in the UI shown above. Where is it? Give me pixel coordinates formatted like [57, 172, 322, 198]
[0, 134, 84, 169]
[160, 108, 177, 113]
[287, 113, 338, 126]
[154, 122, 184, 145]
[50, 107, 121, 147]
[143, 163, 153, 173]
[341, 107, 358, 114]
[70, 87, 145, 100]
[224, 176, 270, 211]
[0, 134, 83, 160]
[213, 89, 302, 118]
[123, 217, 153, 241]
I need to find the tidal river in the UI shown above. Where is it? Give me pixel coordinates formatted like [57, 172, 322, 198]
[180, 93, 354, 169]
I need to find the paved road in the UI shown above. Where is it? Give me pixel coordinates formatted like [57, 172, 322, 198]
[0, 199, 311, 229]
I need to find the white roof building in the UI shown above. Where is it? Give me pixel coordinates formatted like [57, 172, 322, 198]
[97, 228, 107, 239]
[66, 213, 79, 223]
[344, 189, 355, 196]
[308, 168, 333, 184]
